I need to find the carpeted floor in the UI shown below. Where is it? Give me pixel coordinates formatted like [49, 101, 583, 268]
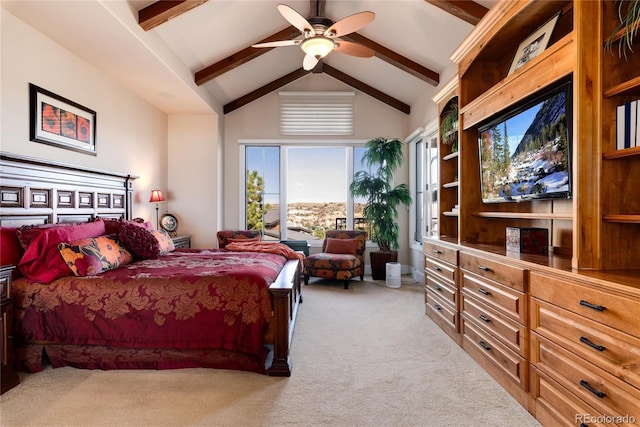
[0, 277, 540, 427]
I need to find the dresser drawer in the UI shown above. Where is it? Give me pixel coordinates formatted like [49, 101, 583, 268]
[531, 334, 640, 423]
[461, 318, 528, 390]
[425, 273, 457, 306]
[426, 290, 458, 334]
[0, 274, 9, 302]
[530, 271, 640, 339]
[531, 297, 640, 391]
[461, 270, 527, 324]
[459, 252, 526, 291]
[425, 257, 456, 284]
[531, 367, 612, 427]
[462, 295, 527, 356]
[424, 240, 458, 265]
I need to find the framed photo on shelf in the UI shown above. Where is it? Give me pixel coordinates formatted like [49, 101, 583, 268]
[29, 83, 97, 155]
[507, 12, 561, 76]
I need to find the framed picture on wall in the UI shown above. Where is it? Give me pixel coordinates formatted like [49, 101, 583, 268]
[29, 83, 97, 155]
[508, 12, 561, 76]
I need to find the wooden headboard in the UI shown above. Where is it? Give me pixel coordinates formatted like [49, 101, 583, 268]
[0, 152, 137, 227]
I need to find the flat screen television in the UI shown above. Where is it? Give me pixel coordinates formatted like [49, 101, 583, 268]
[477, 80, 572, 203]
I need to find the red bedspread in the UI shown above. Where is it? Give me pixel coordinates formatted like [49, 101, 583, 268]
[12, 249, 287, 371]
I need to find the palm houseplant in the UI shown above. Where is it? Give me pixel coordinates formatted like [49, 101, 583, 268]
[350, 137, 412, 280]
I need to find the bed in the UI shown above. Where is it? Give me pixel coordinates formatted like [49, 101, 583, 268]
[0, 153, 302, 376]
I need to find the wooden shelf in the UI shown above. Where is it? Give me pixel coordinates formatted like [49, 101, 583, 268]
[473, 211, 573, 220]
[442, 181, 459, 189]
[460, 32, 575, 130]
[603, 75, 640, 98]
[603, 146, 640, 159]
[443, 211, 459, 217]
[603, 214, 640, 224]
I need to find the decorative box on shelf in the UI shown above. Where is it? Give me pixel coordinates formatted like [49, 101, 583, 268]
[506, 227, 548, 255]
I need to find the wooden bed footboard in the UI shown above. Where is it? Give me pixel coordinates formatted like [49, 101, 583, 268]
[267, 259, 302, 376]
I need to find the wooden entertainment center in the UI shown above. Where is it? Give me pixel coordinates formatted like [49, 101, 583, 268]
[425, 1, 639, 425]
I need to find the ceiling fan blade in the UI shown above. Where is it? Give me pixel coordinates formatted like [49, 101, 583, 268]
[324, 11, 374, 38]
[334, 41, 375, 58]
[252, 40, 300, 48]
[303, 54, 320, 71]
[277, 4, 315, 36]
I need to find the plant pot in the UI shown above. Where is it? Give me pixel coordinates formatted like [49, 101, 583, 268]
[370, 250, 398, 280]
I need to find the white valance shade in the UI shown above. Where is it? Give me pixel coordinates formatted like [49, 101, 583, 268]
[279, 91, 354, 136]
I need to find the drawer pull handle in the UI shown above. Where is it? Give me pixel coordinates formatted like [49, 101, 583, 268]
[434, 285, 442, 291]
[479, 314, 491, 323]
[433, 249, 443, 254]
[432, 266, 442, 272]
[478, 288, 491, 296]
[479, 341, 491, 351]
[580, 336, 606, 352]
[434, 304, 442, 311]
[579, 300, 606, 312]
[477, 265, 491, 272]
[579, 380, 606, 399]
[579, 424, 588, 427]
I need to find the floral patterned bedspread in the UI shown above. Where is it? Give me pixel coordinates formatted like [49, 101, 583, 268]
[12, 249, 287, 356]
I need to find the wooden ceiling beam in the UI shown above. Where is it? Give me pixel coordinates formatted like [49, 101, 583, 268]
[343, 33, 439, 86]
[223, 68, 309, 114]
[223, 64, 410, 115]
[138, 0, 208, 31]
[424, 0, 489, 26]
[195, 26, 301, 86]
[321, 64, 410, 114]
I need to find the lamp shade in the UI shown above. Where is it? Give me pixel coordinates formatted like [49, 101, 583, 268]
[149, 189, 165, 203]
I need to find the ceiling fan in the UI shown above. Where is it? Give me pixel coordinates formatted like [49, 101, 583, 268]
[252, 4, 375, 71]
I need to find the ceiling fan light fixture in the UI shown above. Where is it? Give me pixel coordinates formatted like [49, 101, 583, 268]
[301, 37, 335, 59]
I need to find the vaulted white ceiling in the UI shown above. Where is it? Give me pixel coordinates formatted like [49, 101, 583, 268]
[2, 0, 495, 115]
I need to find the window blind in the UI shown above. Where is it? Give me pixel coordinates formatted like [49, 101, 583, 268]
[279, 91, 354, 135]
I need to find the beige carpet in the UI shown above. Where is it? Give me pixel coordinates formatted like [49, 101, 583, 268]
[1, 277, 540, 427]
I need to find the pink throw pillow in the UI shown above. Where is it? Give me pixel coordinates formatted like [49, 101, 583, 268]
[18, 219, 107, 283]
[324, 238, 358, 255]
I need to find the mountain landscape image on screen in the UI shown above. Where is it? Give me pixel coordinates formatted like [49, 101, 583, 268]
[478, 88, 570, 203]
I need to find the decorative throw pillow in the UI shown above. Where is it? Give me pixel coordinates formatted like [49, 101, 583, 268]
[16, 220, 106, 250]
[118, 223, 174, 259]
[18, 219, 107, 284]
[324, 238, 358, 255]
[59, 235, 133, 276]
[152, 229, 175, 254]
[103, 218, 154, 235]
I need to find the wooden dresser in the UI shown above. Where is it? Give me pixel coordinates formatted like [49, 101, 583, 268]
[1, 266, 20, 394]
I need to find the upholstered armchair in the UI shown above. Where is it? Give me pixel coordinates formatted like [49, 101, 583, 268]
[216, 230, 261, 249]
[303, 230, 367, 289]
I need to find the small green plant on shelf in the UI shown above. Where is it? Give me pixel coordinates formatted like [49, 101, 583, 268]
[605, 0, 640, 59]
[441, 102, 459, 152]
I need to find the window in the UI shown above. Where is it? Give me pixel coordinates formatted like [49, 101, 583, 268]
[245, 147, 280, 241]
[244, 143, 365, 241]
[409, 123, 439, 244]
[279, 92, 354, 135]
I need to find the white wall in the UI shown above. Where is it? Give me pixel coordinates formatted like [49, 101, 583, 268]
[0, 9, 168, 223]
[167, 114, 220, 248]
[223, 73, 414, 265]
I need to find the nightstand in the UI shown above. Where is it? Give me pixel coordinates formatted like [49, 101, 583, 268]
[172, 235, 192, 249]
[1, 266, 20, 394]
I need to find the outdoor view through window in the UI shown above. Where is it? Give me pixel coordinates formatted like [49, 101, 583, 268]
[246, 146, 369, 241]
